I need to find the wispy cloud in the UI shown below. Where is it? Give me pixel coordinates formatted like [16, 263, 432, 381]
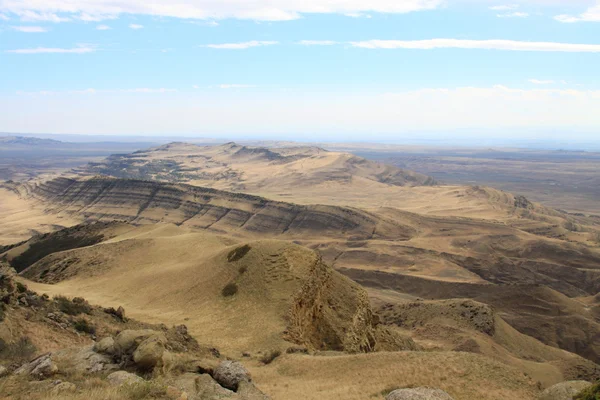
[489, 5, 519, 11]
[529, 79, 555, 85]
[17, 10, 70, 23]
[218, 84, 257, 89]
[129, 23, 144, 29]
[298, 40, 338, 46]
[555, 3, 600, 23]
[204, 40, 278, 49]
[0, 13, 9, 21]
[0, 0, 444, 23]
[96, 24, 111, 30]
[11, 25, 48, 33]
[6, 45, 95, 54]
[497, 12, 529, 18]
[349, 39, 600, 53]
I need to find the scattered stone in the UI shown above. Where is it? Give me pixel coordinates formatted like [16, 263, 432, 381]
[540, 381, 593, 400]
[114, 329, 165, 357]
[51, 381, 77, 394]
[213, 360, 251, 391]
[386, 388, 454, 400]
[0, 365, 9, 378]
[104, 306, 126, 321]
[15, 354, 58, 379]
[93, 337, 116, 355]
[107, 371, 144, 386]
[194, 374, 236, 398]
[166, 385, 186, 400]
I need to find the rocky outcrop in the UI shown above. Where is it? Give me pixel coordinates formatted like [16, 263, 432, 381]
[15, 354, 58, 379]
[386, 388, 454, 400]
[540, 381, 592, 400]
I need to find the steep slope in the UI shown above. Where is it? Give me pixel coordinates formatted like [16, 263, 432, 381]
[18, 225, 391, 354]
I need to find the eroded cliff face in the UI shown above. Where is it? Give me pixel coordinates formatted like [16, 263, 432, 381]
[285, 255, 377, 353]
[26, 177, 416, 240]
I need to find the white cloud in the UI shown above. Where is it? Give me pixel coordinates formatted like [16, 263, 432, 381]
[496, 12, 529, 18]
[0, 0, 444, 23]
[96, 24, 111, 30]
[11, 25, 48, 32]
[204, 40, 278, 49]
[298, 40, 338, 46]
[529, 79, 555, 85]
[192, 85, 201, 89]
[17, 10, 71, 22]
[6, 45, 95, 54]
[129, 23, 143, 29]
[490, 5, 518, 11]
[0, 13, 9, 21]
[218, 84, 257, 89]
[349, 39, 600, 52]
[554, 2, 600, 23]
[122, 88, 176, 93]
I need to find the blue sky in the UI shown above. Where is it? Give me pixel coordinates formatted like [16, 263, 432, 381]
[0, 0, 600, 143]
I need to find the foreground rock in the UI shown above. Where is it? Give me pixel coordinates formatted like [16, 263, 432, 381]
[387, 388, 454, 400]
[540, 381, 593, 400]
[15, 354, 58, 379]
[107, 371, 145, 386]
[213, 360, 251, 391]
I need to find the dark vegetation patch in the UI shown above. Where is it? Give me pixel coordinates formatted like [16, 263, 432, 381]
[221, 282, 238, 297]
[10, 223, 107, 273]
[259, 349, 281, 365]
[574, 383, 600, 400]
[73, 318, 96, 334]
[54, 295, 92, 316]
[227, 245, 252, 263]
[0, 336, 37, 364]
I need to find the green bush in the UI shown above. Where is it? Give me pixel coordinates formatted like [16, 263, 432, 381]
[55, 295, 92, 315]
[73, 318, 96, 334]
[16, 281, 27, 293]
[227, 245, 251, 262]
[221, 283, 238, 297]
[573, 383, 600, 400]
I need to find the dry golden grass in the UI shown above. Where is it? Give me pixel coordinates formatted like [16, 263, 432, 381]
[248, 351, 539, 400]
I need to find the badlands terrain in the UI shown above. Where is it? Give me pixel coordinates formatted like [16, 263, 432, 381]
[2, 141, 600, 399]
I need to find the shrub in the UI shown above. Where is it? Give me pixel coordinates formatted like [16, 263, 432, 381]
[238, 266, 248, 274]
[573, 383, 600, 400]
[221, 283, 238, 297]
[227, 245, 252, 262]
[564, 220, 580, 232]
[55, 295, 92, 315]
[0, 336, 37, 363]
[16, 282, 27, 293]
[259, 350, 281, 365]
[73, 318, 96, 334]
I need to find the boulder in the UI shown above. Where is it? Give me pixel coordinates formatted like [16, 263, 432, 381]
[540, 381, 593, 400]
[0, 365, 8, 378]
[386, 388, 454, 400]
[53, 346, 117, 373]
[93, 337, 116, 355]
[173, 373, 235, 399]
[213, 360, 251, 391]
[107, 370, 144, 386]
[15, 354, 58, 379]
[115, 329, 167, 357]
[133, 336, 167, 371]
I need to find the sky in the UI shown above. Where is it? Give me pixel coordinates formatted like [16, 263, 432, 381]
[0, 0, 600, 144]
